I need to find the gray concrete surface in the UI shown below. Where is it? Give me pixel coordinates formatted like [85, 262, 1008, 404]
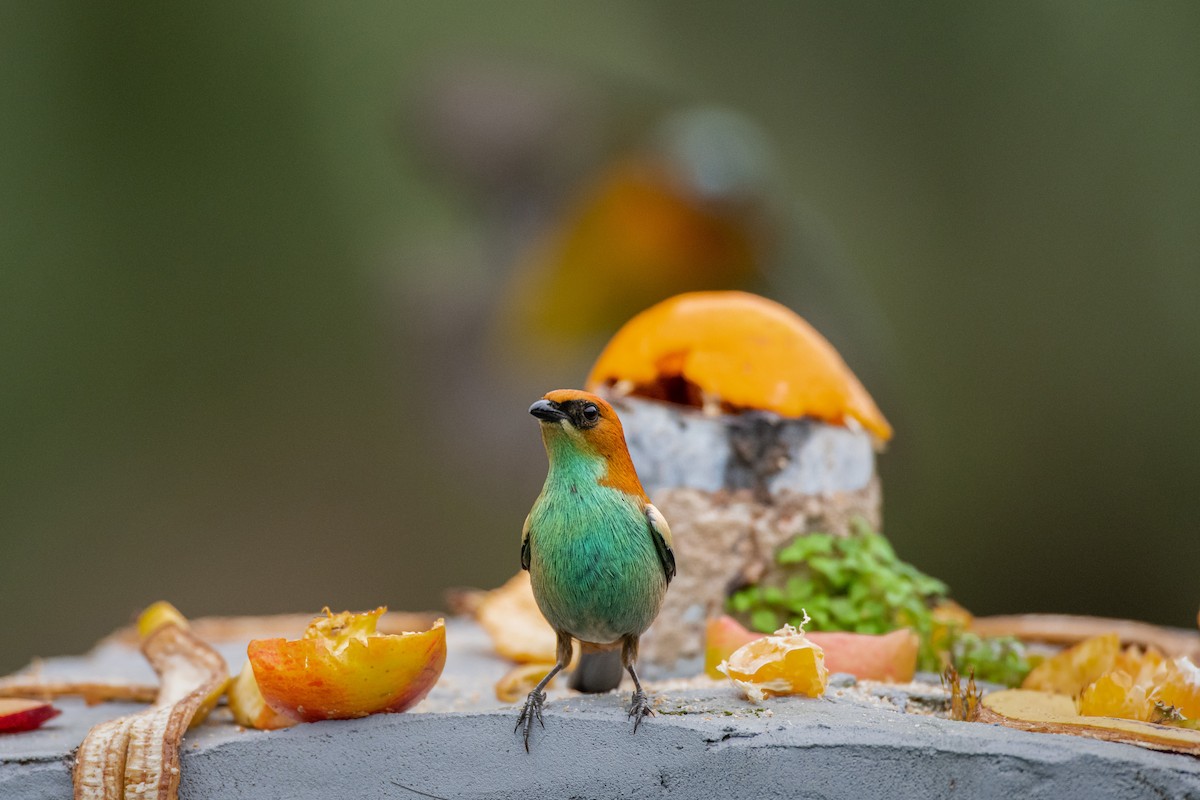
[4, 619, 1200, 799]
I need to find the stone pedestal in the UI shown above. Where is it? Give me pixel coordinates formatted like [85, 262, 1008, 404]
[610, 395, 880, 677]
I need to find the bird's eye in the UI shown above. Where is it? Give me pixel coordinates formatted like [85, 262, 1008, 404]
[582, 404, 600, 423]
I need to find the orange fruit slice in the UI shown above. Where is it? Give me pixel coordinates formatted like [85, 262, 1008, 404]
[718, 624, 828, 701]
[1022, 633, 1119, 697]
[586, 291, 892, 441]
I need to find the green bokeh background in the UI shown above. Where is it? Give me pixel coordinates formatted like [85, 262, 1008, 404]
[2, 2, 1197, 673]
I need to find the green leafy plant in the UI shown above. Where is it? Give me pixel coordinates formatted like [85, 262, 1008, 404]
[726, 518, 1033, 685]
[943, 629, 1033, 686]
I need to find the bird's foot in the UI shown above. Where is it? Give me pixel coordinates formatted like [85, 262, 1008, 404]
[515, 689, 546, 752]
[628, 689, 654, 733]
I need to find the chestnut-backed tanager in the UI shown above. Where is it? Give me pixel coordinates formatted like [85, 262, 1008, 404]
[516, 389, 675, 750]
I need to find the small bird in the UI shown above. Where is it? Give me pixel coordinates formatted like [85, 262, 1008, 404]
[516, 389, 675, 750]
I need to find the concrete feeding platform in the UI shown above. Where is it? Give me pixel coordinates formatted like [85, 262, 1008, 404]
[4, 620, 1199, 799]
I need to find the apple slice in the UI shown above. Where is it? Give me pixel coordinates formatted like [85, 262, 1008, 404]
[248, 608, 446, 722]
[0, 698, 60, 733]
[226, 664, 298, 731]
[705, 615, 918, 682]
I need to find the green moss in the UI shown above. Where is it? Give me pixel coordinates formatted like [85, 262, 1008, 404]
[726, 518, 1033, 685]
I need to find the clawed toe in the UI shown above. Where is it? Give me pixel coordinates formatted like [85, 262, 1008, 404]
[628, 689, 654, 733]
[515, 689, 547, 751]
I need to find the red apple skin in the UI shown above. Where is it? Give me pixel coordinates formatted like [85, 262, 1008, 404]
[0, 699, 61, 733]
[705, 615, 919, 682]
[807, 630, 919, 682]
[248, 619, 446, 722]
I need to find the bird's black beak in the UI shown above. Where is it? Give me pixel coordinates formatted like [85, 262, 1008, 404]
[529, 399, 569, 423]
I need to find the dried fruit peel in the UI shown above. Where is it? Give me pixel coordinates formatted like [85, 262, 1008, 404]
[0, 681, 157, 706]
[981, 689, 1200, 756]
[586, 291, 892, 440]
[718, 623, 829, 702]
[248, 608, 446, 722]
[476, 572, 559, 663]
[74, 604, 228, 800]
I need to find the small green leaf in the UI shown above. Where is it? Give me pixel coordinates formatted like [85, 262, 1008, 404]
[728, 590, 754, 613]
[750, 608, 779, 633]
[828, 597, 857, 625]
[786, 575, 814, 601]
[777, 534, 835, 564]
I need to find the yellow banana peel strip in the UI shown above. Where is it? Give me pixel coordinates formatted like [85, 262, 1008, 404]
[980, 689, 1200, 757]
[74, 611, 228, 800]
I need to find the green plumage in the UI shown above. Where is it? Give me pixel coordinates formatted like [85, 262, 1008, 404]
[516, 392, 673, 746]
[525, 447, 667, 645]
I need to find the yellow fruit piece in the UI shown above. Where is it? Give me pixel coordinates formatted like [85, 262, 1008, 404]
[1079, 671, 1153, 721]
[718, 624, 828, 702]
[982, 689, 1200, 756]
[226, 664, 298, 731]
[1149, 657, 1200, 721]
[1112, 645, 1165, 684]
[137, 601, 189, 640]
[1022, 633, 1119, 697]
[495, 662, 560, 703]
[585, 291, 892, 441]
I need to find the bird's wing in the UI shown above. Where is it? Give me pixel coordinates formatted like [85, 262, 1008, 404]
[645, 503, 676, 584]
[520, 511, 532, 571]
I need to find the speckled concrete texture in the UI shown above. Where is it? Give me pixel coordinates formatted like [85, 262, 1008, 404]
[4, 620, 1200, 799]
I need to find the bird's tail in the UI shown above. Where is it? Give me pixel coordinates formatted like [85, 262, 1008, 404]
[569, 650, 624, 693]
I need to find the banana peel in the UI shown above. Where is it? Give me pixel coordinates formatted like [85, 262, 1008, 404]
[980, 689, 1200, 757]
[73, 602, 229, 800]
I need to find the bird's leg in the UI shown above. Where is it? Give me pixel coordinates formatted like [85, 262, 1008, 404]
[622, 635, 653, 732]
[515, 631, 573, 752]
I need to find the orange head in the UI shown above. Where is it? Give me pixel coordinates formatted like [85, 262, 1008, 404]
[528, 389, 647, 499]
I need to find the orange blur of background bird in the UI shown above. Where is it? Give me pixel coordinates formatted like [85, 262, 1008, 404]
[498, 107, 779, 367]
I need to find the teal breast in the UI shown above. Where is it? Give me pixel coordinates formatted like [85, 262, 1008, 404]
[527, 475, 667, 645]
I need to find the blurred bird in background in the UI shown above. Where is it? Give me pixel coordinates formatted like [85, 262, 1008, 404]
[394, 61, 795, 514]
[499, 106, 779, 364]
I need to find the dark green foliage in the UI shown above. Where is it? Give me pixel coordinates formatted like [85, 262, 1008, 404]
[943, 630, 1033, 687]
[728, 519, 947, 636]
